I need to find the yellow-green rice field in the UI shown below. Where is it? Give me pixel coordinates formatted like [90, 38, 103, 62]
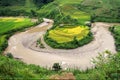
[48, 26, 89, 43]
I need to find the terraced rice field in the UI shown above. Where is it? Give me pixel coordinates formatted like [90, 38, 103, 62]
[0, 17, 34, 34]
[48, 26, 89, 43]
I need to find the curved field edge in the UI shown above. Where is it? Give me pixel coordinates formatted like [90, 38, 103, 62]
[0, 17, 37, 53]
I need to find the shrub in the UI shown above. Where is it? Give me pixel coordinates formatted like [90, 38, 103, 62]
[109, 25, 120, 52]
[6, 53, 13, 59]
[52, 63, 62, 71]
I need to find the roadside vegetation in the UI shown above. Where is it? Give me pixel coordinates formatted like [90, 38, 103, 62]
[110, 25, 120, 52]
[0, 51, 120, 80]
[36, 39, 45, 48]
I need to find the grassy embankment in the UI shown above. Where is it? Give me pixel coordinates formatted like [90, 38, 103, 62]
[110, 25, 120, 52]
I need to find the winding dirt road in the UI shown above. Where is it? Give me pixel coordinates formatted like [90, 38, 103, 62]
[5, 21, 117, 70]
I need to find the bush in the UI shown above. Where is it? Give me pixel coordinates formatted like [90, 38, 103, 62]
[6, 53, 13, 58]
[52, 63, 62, 71]
[109, 25, 120, 52]
[0, 9, 29, 17]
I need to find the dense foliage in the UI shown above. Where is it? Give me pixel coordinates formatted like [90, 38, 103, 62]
[0, 9, 29, 17]
[0, 51, 120, 79]
[110, 25, 120, 52]
[0, 0, 54, 7]
[33, 0, 54, 7]
[0, 0, 54, 17]
[73, 51, 120, 80]
[0, 55, 57, 79]
[0, 0, 25, 6]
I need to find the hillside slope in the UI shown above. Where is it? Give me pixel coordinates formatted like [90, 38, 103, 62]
[79, 0, 120, 22]
[38, 0, 90, 25]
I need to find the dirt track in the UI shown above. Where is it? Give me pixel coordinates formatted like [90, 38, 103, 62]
[6, 21, 117, 70]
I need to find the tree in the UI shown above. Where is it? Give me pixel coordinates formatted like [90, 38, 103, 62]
[33, 0, 54, 7]
[0, 0, 10, 6]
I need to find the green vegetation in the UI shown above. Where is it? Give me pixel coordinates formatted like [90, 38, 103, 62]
[0, 35, 8, 53]
[48, 26, 89, 43]
[0, 0, 25, 6]
[36, 39, 45, 48]
[52, 63, 62, 71]
[110, 25, 120, 52]
[0, 0, 54, 17]
[0, 55, 57, 79]
[44, 25, 93, 49]
[73, 51, 120, 80]
[0, 51, 120, 80]
[38, 0, 90, 25]
[0, 0, 120, 23]
[41, 0, 92, 49]
[79, 0, 120, 23]
[0, 0, 120, 79]
[33, 0, 54, 7]
[0, 17, 35, 53]
[0, 17, 34, 34]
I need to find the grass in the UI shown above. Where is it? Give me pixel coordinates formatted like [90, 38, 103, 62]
[0, 0, 37, 13]
[48, 26, 89, 43]
[79, 0, 120, 23]
[0, 35, 7, 47]
[0, 17, 34, 34]
[0, 51, 120, 80]
[38, 0, 90, 25]
[57, 0, 83, 5]
[0, 55, 57, 79]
